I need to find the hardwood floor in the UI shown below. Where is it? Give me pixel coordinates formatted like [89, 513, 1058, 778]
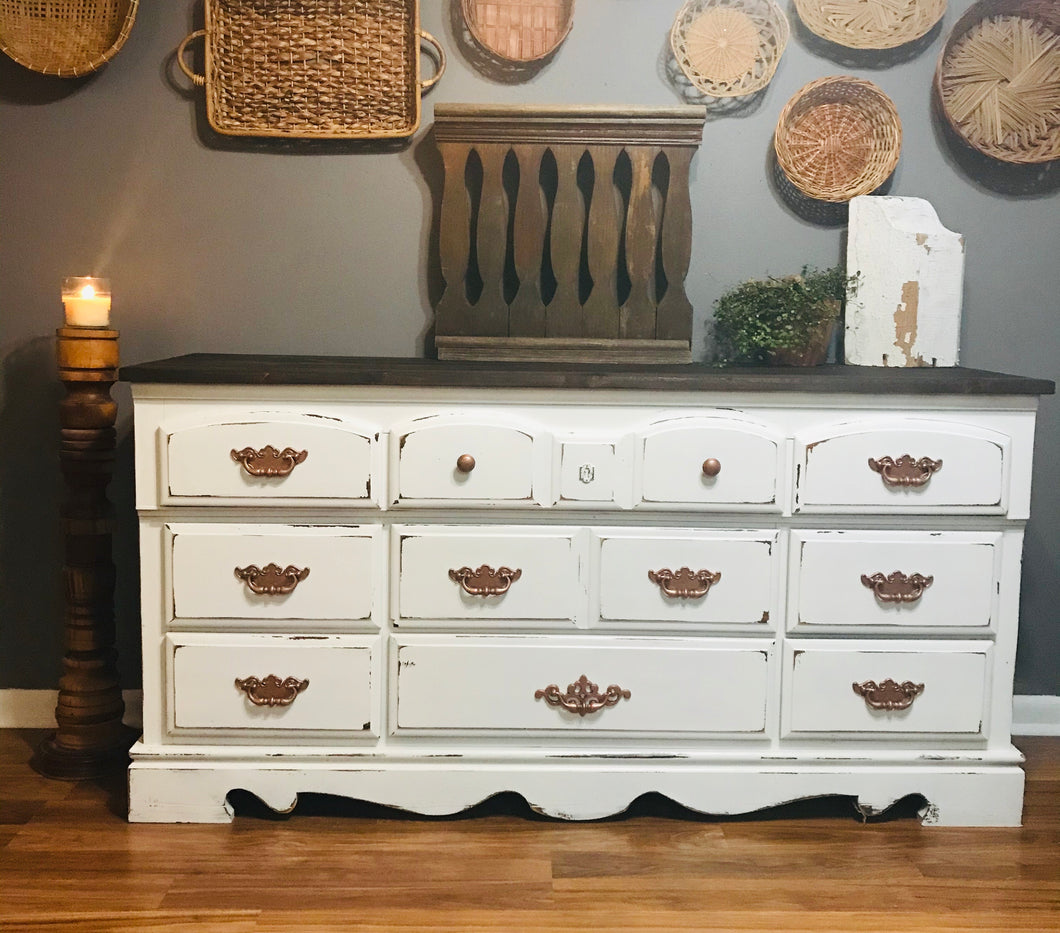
[1, 730, 1057, 931]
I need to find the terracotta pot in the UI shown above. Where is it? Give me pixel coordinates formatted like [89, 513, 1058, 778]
[764, 312, 838, 367]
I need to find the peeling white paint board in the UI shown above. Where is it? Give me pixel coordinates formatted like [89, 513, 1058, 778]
[845, 196, 965, 367]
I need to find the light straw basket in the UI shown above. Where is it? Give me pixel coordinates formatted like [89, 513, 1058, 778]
[935, 0, 1060, 164]
[793, 0, 946, 50]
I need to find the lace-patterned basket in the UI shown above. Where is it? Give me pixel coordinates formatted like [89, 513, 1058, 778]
[670, 0, 789, 98]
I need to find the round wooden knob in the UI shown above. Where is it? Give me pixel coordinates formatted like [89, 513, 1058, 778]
[456, 454, 476, 473]
[701, 458, 721, 477]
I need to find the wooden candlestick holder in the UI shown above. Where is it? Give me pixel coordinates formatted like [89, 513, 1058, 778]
[33, 327, 134, 780]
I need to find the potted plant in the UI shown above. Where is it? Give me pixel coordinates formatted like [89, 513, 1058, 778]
[712, 265, 847, 366]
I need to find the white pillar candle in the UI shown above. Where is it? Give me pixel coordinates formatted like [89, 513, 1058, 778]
[62, 277, 111, 327]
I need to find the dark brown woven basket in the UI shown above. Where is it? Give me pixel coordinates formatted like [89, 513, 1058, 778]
[935, 0, 1060, 164]
[178, 0, 445, 139]
[0, 0, 138, 77]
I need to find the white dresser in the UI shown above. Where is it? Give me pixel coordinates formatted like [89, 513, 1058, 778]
[122, 356, 1053, 825]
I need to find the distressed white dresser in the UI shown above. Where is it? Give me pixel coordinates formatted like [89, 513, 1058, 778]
[122, 356, 1053, 825]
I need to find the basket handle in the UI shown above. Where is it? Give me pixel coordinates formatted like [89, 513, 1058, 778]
[419, 30, 446, 92]
[177, 29, 206, 87]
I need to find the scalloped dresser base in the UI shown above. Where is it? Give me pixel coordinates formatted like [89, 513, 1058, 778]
[127, 751, 1026, 827]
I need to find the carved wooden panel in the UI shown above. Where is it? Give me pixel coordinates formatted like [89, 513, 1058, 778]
[433, 105, 706, 362]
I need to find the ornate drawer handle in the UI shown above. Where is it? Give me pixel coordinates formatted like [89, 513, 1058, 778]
[861, 571, 934, 603]
[535, 674, 631, 717]
[853, 678, 924, 711]
[235, 674, 309, 707]
[455, 453, 476, 473]
[235, 563, 310, 595]
[231, 445, 308, 477]
[648, 567, 722, 599]
[701, 457, 721, 477]
[868, 454, 942, 488]
[449, 564, 522, 596]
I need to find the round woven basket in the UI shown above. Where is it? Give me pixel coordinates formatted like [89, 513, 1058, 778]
[793, 0, 947, 50]
[0, 0, 138, 77]
[670, 0, 790, 98]
[462, 0, 575, 63]
[774, 76, 902, 202]
[935, 0, 1060, 164]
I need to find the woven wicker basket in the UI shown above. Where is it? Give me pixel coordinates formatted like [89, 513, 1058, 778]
[935, 0, 1060, 164]
[462, 0, 574, 62]
[670, 0, 789, 98]
[178, 0, 445, 139]
[774, 76, 902, 202]
[794, 0, 947, 50]
[0, 0, 138, 77]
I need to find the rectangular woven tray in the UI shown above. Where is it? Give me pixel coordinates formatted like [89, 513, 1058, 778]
[196, 0, 436, 138]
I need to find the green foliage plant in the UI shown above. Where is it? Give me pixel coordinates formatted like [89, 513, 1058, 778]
[712, 265, 847, 365]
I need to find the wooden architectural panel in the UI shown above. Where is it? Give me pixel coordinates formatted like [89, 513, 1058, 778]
[432, 105, 707, 363]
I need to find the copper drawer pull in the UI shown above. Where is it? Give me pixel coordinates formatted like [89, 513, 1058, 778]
[449, 564, 522, 596]
[535, 674, 631, 717]
[868, 454, 942, 488]
[701, 457, 721, 477]
[853, 678, 924, 711]
[235, 563, 310, 595]
[455, 453, 476, 473]
[861, 571, 933, 603]
[231, 445, 308, 477]
[648, 567, 721, 599]
[235, 674, 309, 707]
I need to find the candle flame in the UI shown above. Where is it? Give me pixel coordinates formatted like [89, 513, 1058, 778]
[79, 284, 96, 299]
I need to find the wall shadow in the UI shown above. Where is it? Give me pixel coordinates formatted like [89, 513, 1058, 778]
[0, 339, 63, 687]
[931, 91, 1060, 198]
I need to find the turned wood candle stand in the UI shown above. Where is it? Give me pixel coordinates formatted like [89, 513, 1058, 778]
[33, 327, 134, 780]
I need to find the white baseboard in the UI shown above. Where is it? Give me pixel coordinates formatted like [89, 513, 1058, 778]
[0, 689, 143, 730]
[1012, 695, 1060, 736]
[0, 690, 1056, 735]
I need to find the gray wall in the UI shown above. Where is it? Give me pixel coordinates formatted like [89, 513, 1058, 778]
[1, 1, 1057, 694]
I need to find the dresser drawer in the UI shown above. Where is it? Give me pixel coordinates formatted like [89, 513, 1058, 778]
[163, 412, 375, 505]
[168, 524, 381, 627]
[393, 636, 773, 735]
[790, 531, 1000, 632]
[637, 417, 782, 509]
[392, 418, 545, 504]
[795, 420, 1009, 512]
[784, 641, 990, 736]
[394, 526, 583, 625]
[597, 530, 780, 628]
[166, 633, 378, 737]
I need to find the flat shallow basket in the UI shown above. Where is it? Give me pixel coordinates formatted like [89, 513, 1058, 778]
[462, 0, 574, 62]
[178, 0, 445, 139]
[935, 0, 1060, 164]
[793, 0, 946, 50]
[0, 0, 138, 76]
[670, 0, 790, 98]
[774, 75, 902, 202]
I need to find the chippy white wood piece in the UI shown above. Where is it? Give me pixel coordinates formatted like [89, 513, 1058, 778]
[127, 753, 1027, 826]
[845, 196, 965, 368]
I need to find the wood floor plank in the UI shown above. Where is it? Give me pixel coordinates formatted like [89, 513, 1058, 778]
[0, 730, 1056, 930]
